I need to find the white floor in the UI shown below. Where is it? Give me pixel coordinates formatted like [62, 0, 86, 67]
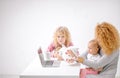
[0, 75, 19, 78]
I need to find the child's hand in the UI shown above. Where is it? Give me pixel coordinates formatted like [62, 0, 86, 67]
[53, 51, 59, 58]
[52, 51, 64, 61]
[57, 55, 64, 61]
[66, 58, 75, 63]
[66, 50, 77, 58]
[54, 53, 64, 61]
[76, 57, 84, 63]
[97, 67, 103, 71]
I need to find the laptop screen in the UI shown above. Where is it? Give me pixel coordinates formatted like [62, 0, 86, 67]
[38, 52, 60, 67]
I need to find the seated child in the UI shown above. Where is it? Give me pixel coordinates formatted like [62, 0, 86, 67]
[46, 26, 73, 61]
[80, 39, 102, 78]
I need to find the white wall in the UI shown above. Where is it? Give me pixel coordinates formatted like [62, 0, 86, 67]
[0, 0, 120, 77]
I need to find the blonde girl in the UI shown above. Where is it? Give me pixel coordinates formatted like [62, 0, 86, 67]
[47, 26, 73, 60]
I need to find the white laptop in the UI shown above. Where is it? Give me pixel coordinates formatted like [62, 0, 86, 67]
[38, 48, 61, 67]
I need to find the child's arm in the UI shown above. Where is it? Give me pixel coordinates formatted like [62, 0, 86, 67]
[66, 50, 78, 58]
[56, 54, 64, 61]
[96, 67, 103, 71]
[47, 42, 55, 52]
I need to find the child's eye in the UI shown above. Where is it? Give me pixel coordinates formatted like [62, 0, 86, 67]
[57, 36, 60, 38]
[62, 36, 64, 38]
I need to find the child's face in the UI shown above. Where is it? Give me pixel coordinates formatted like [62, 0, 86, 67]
[56, 33, 66, 45]
[88, 43, 99, 55]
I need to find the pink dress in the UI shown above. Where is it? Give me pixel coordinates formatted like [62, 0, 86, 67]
[47, 42, 73, 52]
[79, 53, 101, 78]
[80, 68, 99, 78]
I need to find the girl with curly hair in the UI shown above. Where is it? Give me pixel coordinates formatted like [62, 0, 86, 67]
[47, 26, 73, 60]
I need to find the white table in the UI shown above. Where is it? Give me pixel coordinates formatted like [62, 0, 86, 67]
[20, 56, 81, 78]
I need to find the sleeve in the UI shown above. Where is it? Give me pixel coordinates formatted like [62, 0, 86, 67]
[82, 49, 119, 69]
[69, 42, 74, 46]
[79, 50, 88, 58]
[47, 42, 55, 52]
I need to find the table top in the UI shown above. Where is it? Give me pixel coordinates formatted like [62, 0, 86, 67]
[20, 55, 81, 76]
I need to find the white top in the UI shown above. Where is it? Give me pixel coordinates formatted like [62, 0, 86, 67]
[87, 53, 101, 62]
[81, 53, 101, 68]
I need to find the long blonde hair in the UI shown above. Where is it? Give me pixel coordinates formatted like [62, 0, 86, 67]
[53, 26, 72, 48]
[95, 22, 120, 55]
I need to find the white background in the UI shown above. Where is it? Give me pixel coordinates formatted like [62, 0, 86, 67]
[0, 0, 120, 78]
